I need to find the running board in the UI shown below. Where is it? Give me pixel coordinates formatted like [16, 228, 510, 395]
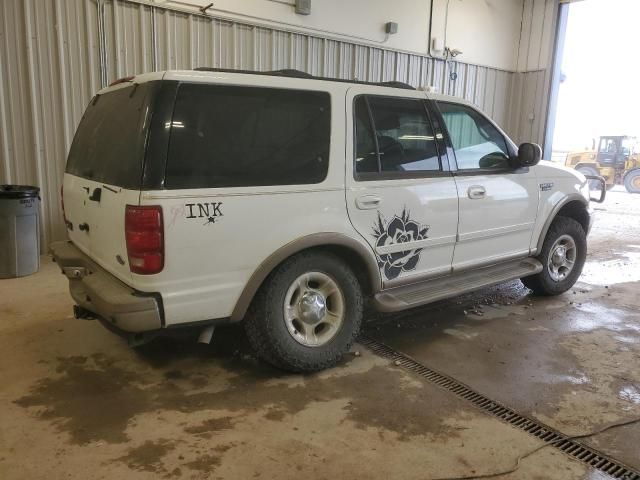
[374, 258, 543, 313]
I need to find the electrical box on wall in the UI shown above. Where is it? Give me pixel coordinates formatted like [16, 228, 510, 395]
[295, 0, 311, 15]
[385, 22, 398, 34]
[431, 37, 444, 54]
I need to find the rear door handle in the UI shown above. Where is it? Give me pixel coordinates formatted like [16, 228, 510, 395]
[355, 195, 382, 210]
[88, 187, 102, 202]
[467, 185, 486, 199]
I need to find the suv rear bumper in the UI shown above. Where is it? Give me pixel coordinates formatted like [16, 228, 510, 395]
[50, 241, 163, 333]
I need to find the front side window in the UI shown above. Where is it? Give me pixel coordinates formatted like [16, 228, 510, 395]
[354, 96, 440, 176]
[438, 102, 510, 170]
[166, 84, 331, 189]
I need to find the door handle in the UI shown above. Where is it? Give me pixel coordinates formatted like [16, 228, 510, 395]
[467, 185, 486, 199]
[355, 195, 382, 210]
[88, 187, 102, 202]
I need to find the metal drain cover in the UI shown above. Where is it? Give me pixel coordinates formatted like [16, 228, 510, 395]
[361, 337, 640, 480]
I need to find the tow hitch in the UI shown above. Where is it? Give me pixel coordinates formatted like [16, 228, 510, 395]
[73, 305, 95, 320]
[63, 266, 87, 279]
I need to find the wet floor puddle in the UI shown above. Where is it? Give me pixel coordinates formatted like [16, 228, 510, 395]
[619, 385, 640, 405]
[12, 346, 464, 446]
[582, 248, 640, 286]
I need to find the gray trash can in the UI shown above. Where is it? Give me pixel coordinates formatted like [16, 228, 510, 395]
[0, 185, 41, 278]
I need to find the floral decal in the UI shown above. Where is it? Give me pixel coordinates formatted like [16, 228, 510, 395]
[373, 208, 429, 280]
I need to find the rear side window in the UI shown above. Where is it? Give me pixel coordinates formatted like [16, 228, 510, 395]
[165, 84, 331, 189]
[354, 95, 440, 178]
[438, 102, 510, 170]
[66, 83, 155, 188]
[354, 96, 379, 174]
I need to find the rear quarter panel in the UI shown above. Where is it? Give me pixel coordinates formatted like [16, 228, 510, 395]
[137, 188, 365, 325]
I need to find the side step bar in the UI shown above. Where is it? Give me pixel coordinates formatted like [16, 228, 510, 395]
[374, 258, 543, 312]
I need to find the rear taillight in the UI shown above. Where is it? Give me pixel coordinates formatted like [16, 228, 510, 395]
[125, 205, 164, 275]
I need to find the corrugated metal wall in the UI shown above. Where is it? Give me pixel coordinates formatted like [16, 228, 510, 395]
[509, 69, 550, 149]
[0, 0, 551, 250]
[511, 0, 558, 152]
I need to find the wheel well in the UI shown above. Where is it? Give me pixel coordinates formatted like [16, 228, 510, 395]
[555, 201, 590, 233]
[317, 245, 375, 296]
[231, 240, 380, 321]
[265, 244, 377, 296]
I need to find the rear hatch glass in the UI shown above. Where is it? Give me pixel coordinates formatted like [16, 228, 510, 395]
[66, 82, 157, 188]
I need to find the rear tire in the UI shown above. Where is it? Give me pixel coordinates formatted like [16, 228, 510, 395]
[521, 216, 586, 296]
[244, 251, 363, 372]
[624, 169, 640, 194]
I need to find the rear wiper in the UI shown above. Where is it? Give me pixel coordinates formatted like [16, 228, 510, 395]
[109, 75, 135, 87]
[108, 76, 139, 97]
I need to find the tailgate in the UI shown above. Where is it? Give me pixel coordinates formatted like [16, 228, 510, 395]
[63, 81, 157, 283]
[64, 175, 140, 284]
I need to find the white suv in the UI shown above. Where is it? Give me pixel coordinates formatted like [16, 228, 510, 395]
[51, 68, 600, 372]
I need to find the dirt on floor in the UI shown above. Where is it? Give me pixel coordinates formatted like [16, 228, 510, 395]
[1, 189, 639, 479]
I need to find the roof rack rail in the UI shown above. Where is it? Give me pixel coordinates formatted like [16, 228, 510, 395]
[192, 67, 415, 90]
[269, 69, 314, 79]
[194, 67, 314, 79]
[380, 81, 415, 89]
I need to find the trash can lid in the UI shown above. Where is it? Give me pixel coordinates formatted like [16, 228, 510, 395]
[0, 185, 40, 199]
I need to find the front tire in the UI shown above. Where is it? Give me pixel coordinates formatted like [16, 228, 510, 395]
[521, 216, 586, 296]
[244, 251, 363, 372]
[624, 169, 640, 194]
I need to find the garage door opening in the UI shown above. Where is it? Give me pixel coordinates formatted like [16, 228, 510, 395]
[545, 0, 640, 194]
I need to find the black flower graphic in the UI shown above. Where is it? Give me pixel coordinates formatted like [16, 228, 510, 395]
[373, 208, 429, 280]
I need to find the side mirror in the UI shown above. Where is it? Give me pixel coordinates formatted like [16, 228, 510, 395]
[515, 142, 542, 168]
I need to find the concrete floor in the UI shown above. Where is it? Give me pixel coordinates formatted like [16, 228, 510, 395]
[1, 188, 639, 480]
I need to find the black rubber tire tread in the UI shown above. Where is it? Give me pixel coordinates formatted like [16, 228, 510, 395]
[244, 251, 363, 373]
[624, 169, 640, 194]
[521, 216, 587, 296]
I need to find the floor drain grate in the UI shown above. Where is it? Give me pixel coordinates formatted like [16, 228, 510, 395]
[361, 336, 640, 480]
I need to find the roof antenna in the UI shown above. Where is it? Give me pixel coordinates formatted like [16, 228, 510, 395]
[199, 3, 213, 14]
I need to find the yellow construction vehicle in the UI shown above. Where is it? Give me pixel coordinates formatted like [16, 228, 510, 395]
[565, 135, 640, 193]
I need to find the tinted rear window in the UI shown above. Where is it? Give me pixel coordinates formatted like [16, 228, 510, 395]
[165, 84, 331, 189]
[66, 83, 155, 188]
